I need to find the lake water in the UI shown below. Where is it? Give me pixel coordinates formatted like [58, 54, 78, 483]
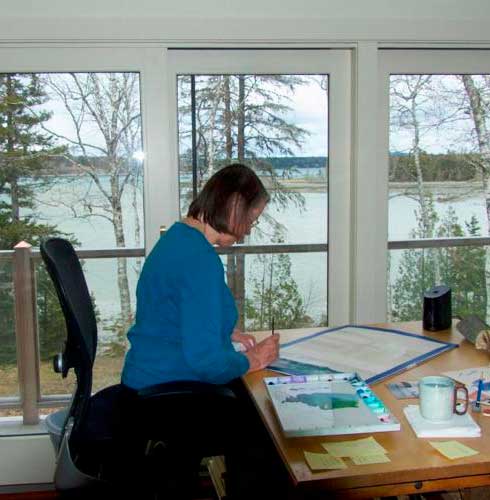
[25, 173, 489, 341]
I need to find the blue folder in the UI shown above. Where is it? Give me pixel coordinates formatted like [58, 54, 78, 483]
[268, 324, 458, 384]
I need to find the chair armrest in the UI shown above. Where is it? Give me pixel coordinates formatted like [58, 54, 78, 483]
[137, 380, 236, 401]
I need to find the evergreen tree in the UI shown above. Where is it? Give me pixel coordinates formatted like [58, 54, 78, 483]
[0, 74, 65, 224]
[437, 212, 486, 319]
[0, 73, 70, 364]
[391, 205, 487, 322]
[244, 235, 313, 330]
[0, 221, 71, 365]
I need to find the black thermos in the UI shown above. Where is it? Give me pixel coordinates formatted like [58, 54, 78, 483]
[423, 285, 452, 331]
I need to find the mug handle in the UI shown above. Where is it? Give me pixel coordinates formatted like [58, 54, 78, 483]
[454, 384, 469, 415]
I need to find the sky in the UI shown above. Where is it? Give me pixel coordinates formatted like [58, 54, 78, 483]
[31, 71, 480, 159]
[284, 78, 329, 157]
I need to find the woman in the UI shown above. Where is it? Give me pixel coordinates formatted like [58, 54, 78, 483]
[120, 164, 287, 499]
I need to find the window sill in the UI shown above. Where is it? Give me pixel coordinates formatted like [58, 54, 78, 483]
[0, 416, 48, 437]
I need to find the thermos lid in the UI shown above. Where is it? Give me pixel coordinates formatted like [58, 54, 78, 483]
[424, 285, 450, 299]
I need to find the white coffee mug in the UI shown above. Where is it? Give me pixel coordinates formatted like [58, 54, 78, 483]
[419, 375, 469, 422]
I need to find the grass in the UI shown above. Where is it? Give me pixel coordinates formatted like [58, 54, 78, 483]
[0, 354, 125, 417]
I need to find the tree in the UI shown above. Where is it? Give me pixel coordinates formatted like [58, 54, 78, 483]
[178, 74, 309, 215]
[0, 73, 69, 364]
[0, 217, 68, 364]
[391, 204, 486, 322]
[391, 198, 439, 322]
[459, 75, 490, 321]
[0, 74, 65, 234]
[390, 76, 439, 237]
[438, 212, 486, 319]
[244, 233, 313, 330]
[42, 73, 143, 333]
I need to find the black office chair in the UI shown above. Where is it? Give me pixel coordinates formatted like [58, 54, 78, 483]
[41, 237, 236, 498]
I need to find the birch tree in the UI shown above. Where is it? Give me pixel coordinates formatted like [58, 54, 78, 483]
[390, 75, 437, 237]
[42, 73, 142, 327]
[460, 74, 490, 321]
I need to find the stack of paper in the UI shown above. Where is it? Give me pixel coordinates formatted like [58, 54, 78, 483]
[403, 405, 481, 438]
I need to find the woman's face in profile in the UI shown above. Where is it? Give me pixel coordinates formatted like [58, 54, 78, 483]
[216, 198, 267, 247]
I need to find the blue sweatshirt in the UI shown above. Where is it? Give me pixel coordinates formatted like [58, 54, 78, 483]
[121, 222, 249, 389]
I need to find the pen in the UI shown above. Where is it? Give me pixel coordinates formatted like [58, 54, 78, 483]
[476, 373, 484, 409]
[271, 316, 275, 336]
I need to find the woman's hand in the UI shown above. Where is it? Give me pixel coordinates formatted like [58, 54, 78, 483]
[231, 329, 256, 351]
[245, 334, 280, 373]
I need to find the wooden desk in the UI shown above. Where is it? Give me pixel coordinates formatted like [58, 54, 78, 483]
[243, 322, 490, 499]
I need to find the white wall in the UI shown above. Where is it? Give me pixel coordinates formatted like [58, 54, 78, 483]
[0, 435, 54, 486]
[0, 0, 489, 43]
[1, 0, 489, 20]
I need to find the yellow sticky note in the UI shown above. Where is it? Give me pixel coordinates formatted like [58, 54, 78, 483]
[304, 451, 347, 470]
[350, 453, 391, 465]
[322, 436, 388, 458]
[429, 441, 479, 460]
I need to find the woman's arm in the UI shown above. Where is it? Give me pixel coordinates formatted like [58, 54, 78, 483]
[179, 252, 249, 383]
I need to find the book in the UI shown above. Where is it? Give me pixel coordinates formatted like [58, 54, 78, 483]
[264, 372, 400, 438]
[268, 324, 458, 384]
[403, 405, 481, 438]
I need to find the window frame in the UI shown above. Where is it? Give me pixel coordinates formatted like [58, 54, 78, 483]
[0, 45, 171, 250]
[376, 49, 490, 321]
[0, 46, 170, 419]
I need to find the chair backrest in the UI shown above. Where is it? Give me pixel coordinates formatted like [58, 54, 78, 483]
[40, 238, 98, 442]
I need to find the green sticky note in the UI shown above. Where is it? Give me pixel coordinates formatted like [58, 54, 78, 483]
[322, 436, 388, 458]
[350, 453, 391, 465]
[304, 451, 347, 470]
[429, 440, 479, 460]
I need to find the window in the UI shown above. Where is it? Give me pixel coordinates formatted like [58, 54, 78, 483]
[0, 47, 168, 419]
[0, 70, 143, 402]
[169, 50, 351, 328]
[379, 50, 490, 323]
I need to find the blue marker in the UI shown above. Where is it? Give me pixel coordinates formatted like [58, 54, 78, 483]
[476, 374, 484, 409]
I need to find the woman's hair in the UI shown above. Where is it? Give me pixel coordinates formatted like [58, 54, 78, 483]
[187, 163, 269, 237]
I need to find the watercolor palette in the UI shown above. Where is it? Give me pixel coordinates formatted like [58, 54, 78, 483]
[264, 372, 400, 437]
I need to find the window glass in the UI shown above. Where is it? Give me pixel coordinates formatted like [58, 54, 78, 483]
[388, 74, 489, 322]
[0, 72, 144, 398]
[177, 74, 328, 329]
[0, 259, 17, 399]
